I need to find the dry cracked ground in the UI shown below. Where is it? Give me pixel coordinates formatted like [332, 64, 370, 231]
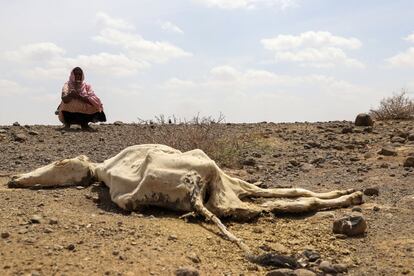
[0, 121, 413, 276]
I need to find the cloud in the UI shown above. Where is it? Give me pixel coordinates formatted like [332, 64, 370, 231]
[2, 13, 192, 80]
[94, 28, 191, 63]
[166, 65, 363, 96]
[96, 11, 134, 31]
[160, 21, 184, 34]
[3, 42, 66, 63]
[158, 65, 376, 122]
[193, 0, 297, 10]
[405, 33, 414, 43]
[261, 31, 364, 68]
[387, 32, 414, 67]
[0, 79, 27, 96]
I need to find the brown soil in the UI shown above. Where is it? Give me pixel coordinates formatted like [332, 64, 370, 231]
[0, 121, 413, 276]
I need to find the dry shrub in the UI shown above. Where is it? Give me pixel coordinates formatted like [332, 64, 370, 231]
[370, 90, 414, 120]
[136, 114, 250, 168]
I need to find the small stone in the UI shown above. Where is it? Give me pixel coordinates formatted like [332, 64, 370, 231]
[363, 187, 379, 196]
[378, 146, 397, 156]
[391, 136, 406, 143]
[49, 218, 58, 225]
[43, 228, 53, 233]
[301, 163, 313, 172]
[302, 250, 320, 262]
[28, 130, 39, 136]
[66, 244, 75, 251]
[373, 206, 381, 211]
[294, 269, 316, 276]
[319, 261, 336, 274]
[241, 158, 256, 166]
[168, 234, 178, 241]
[13, 133, 27, 142]
[13, 122, 20, 126]
[403, 157, 414, 168]
[265, 268, 295, 276]
[30, 215, 42, 224]
[187, 252, 201, 263]
[341, 127, 353, 134]
[354, 113, 374, 126]
[352, 206, 363, 212]
[332, 215, 367, 236]
[175, 266, 200, 276]
[1, 232, 10, 239]
[333, 263, 348, 273]
[289, 160, 300, 167]
[113, 121, 123, 125]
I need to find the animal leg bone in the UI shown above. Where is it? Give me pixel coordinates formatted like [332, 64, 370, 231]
[186, 171, 252, 255]
[261, 191, 364, 213]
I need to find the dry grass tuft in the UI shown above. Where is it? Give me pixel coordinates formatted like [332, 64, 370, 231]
[370, 90, 414, 120]
[136, 114, 250, 168]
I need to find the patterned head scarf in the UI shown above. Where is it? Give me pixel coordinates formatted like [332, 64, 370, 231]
[67, 67, 103, 111]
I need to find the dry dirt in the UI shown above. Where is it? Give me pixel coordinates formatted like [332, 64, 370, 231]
[0, 121, 413, 276]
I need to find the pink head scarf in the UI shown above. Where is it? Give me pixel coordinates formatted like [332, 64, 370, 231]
[67, 67, 103, 111]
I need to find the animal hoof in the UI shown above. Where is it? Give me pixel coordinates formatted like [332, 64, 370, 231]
[333, 214, 367, 236]
[7, 179, 19, 188]
[350, 192, 364, 205]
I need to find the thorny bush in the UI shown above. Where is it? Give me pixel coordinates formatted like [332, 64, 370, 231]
[136, 114, 250, 168]
[370, 90, 414, 120]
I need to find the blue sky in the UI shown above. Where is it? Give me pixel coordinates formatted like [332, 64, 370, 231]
[1, 0, 413, 124]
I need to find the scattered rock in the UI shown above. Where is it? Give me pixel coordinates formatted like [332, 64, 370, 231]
[187, 252, 201, 263]
[12, 122, 20, 126]
[28, 130, 39, 136]
[241, 158, 256, 166]
[1, 232, 10, 239]
[266, 268, 295, 276]
[49, 218, 58, 225]
[378, 146, 397, 156]
[300, 163, 313, 172]
[319, 261, 336, 274]
[332, 215, 367, 236]
[391, 136, 406, 143]
[341, 126, 353, 134]
[0, 129, 7, 134]
[30, 215, 42, 224]
[333, 263, 348, 273]
[12, 133, 28, 142]
[175, 266, 200, 276]
[294, 269, 316, 276]
[289, 160, 301, 167]
[113, 121, 123, 125]
[352, 206, 363, 212]
[66, 244, 75, 251]
[168, 234, 178, 241]
[43, 227, 53, 233]
[403, 156, 414, 167]
[354, 113, 374, 127]
[302, 250, 320, 262]
[364, 187, 379, 196]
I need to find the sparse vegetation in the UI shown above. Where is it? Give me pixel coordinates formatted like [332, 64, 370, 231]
[136, 113, 250, 168]
[370, 90, 414, 120]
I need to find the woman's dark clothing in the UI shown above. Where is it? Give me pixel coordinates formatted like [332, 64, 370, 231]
[61, 111, 106, 127]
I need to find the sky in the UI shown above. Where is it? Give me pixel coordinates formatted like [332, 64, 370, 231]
[0, 0, 413, 124]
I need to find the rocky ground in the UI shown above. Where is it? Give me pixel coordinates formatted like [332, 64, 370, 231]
[0, 120, 413, 276]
